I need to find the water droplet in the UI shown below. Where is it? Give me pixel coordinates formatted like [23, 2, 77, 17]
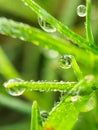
[60, 81, 65, 83]
[77, 5, 86, 17]
[71, 96, 79, 102]
[61, 91, 66, 98]
[3, 78, 25, 96]
[38, 16, 56, 33]
[40, 111, 49, 121]
[59, 55, 72, 69]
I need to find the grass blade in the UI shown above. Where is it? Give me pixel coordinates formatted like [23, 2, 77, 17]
[43, 75, 96, 130]
[86, 0, 94, 44]
[3, 80, 76, 92]
[44, 96, 79, 130]
[3, 75, 98, 94]
[0, 17, 97, 68]
[22, 0, 98, 55]
[31, 101, 43, 130]
[44, 92, 96, 130]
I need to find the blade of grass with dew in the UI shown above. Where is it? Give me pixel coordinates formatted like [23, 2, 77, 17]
[31, 101, 43, 130]
[3, 76, 98, 93]
[0, 17, 97, 68]
[3, 75, 98, 101]
[43, 75, 96, 130]
[86, 0, 94, 44]
[44, 93, 96, 130]
[0, 92, 31, 114]
[44, 96, 80, 130]
[3, 80, 76, 92]
[0, 46, 20, 79]
[22, 0, 98, 55]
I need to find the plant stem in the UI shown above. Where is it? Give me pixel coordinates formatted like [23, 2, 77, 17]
[3, 77, 98, 94]
[3, 81, 76, 92]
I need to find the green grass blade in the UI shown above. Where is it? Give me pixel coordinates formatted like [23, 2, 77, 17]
[21, 0, 87, 48]
[3, 75, 98, 94]
[22, 0, 98, 55]
[3, 80, 76, 92]
[43, 76, 96, 130]
[30, 101, 43, 130]
[44, 92, 96, 130]
[86, 0, 94, 44]
[0, 17, 97, 68]
[44, 96, 80, 130]
[0, 46, 20, 79]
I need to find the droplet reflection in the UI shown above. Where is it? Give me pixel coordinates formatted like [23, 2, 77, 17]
[38, 16, 56, 33]
[40, 111, 49, 121]
[77, 5, 86, 17]
[59, 55, 72, 69]
[3, 78, 25, 96]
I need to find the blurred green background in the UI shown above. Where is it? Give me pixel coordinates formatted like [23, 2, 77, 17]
[0, 0, 98, 130]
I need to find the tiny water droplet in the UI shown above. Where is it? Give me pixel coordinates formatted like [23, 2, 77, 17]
[3, 78, 25, 96]
[60, 81, 64, 84]
[40, 111, 49, 121]
[38, 16, 56, 33]
[77, 5, 86, 17]
[59, 55, 72, 69]
[61, 91, 66, 98]
[71, 96, 79, 102]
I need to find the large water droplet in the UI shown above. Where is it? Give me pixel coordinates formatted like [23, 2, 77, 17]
[77, 5, 86, 17]
[40, 111, 49, 121]
[38, 16, 56, 33]
[3, 78, 25, 96]
[59, 55, 72, 69]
